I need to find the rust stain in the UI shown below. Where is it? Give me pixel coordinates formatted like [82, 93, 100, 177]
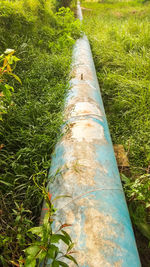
[82, 110, 90, 114]
[86, 122, 92, 127]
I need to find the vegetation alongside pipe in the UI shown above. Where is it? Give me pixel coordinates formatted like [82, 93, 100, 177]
[24, 179, 78, 267]
[0, 49, 21, 121]
[0, 0, 81, 265]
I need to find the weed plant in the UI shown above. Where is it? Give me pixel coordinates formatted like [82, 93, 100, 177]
[0, 0, 81, 265]
[82, 1, 150, 265]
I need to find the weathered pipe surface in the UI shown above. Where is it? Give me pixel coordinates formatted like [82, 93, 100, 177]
[41, 2, 141, 266]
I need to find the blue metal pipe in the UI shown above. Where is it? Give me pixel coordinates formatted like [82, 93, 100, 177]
[41, 2, 141, 266]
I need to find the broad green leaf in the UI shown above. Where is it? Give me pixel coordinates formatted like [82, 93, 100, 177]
[47, 244, 59, 259]
[25, 245, 41, 257]
[5, 84, 14, 92]
[38, 250, 47, 262]
[12, 55, 20, 62]
[51, 234, 62, 243]
[64, 255, 78, 266]
[9, 72, 22, 84]
[2, 85, 12, 101]
[29, 226, 43, 237]
[43, 212, 49, 225]
[51, 234, 69, 245]
[61, 230, 72, 243]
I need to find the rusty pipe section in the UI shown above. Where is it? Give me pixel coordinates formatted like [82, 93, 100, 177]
[42, 2, 141, 266]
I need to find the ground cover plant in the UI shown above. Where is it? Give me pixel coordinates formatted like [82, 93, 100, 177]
[82, 0, 150, 265]
[0, 0, 81, 265]
[24, 182, 78, 267]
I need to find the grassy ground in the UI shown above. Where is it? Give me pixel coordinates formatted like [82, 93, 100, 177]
[0, 0, 81, 265]
[82, 1, 150, 266]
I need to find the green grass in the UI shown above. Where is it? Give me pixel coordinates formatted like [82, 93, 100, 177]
[0, 0, 81, 265]
[82, 1, 150, 265]
[83, 0, 150, 171]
